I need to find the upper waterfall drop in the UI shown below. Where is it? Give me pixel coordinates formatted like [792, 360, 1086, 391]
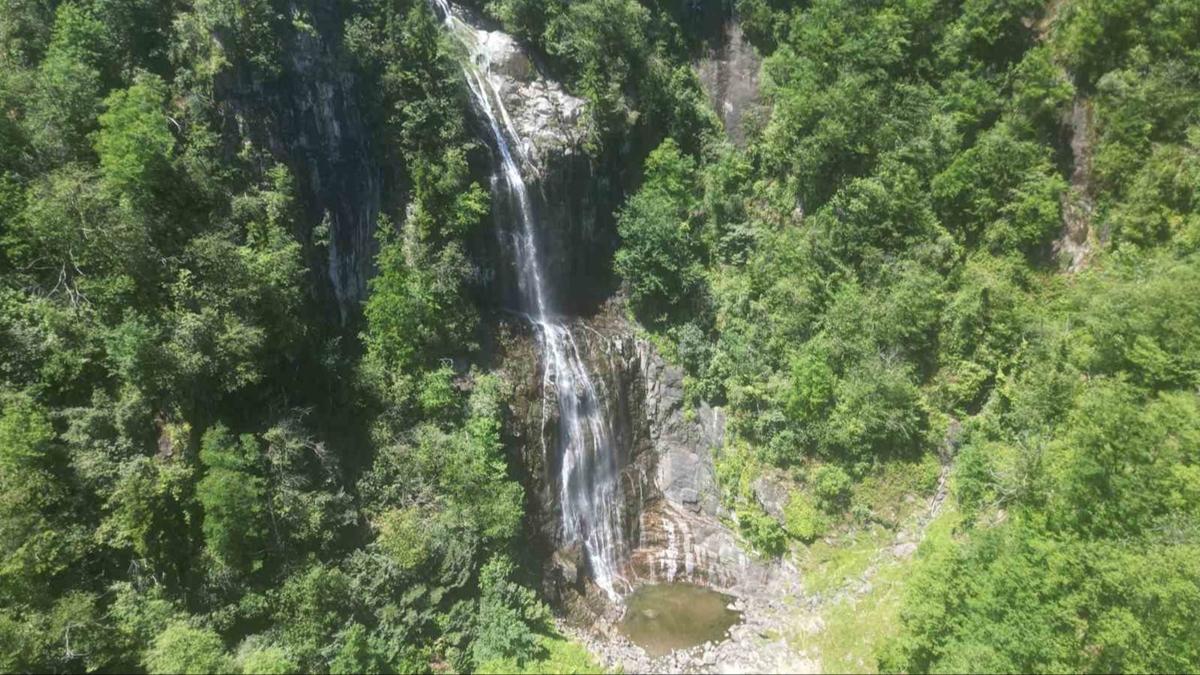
[433, 0, 628, 600]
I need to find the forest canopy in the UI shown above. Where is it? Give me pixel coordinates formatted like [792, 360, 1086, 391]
[608, 0, 1200, 671]
[1, 0, 1198, 673]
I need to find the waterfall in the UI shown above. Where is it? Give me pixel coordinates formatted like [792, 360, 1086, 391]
[433, 1, 627, 600]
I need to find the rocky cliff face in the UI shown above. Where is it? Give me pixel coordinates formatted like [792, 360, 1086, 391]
[462, 6, 768, 612]
[1055, 97, 1096, 272]
[695, 17, 764, 148]
[626, 339, 771, 596]
[217, 1, 381, 322]
[497, 305, 771, 613]
[464, 22, 621, 315]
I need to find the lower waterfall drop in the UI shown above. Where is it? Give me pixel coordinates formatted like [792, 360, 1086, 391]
[433, 0, 627, 600]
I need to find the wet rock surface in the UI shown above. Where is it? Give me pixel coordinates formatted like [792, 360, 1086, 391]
[220, 0, 381, 320]
[462, 16, 619, 315]
[463, 7, 804, 668]
[468, 27, 587, 167]
[496, 303, 794, 613]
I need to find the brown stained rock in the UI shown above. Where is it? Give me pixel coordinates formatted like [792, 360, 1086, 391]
[1055, 97, 1097, 272]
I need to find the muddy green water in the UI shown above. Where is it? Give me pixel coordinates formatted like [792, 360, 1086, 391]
[618, 583, 742, 657]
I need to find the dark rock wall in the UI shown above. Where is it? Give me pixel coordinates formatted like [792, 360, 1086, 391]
[497, 305, 767, 608]
[217, 1, 382, 323]
[531, 153, 622, 315]
[478, 149, 622, 318]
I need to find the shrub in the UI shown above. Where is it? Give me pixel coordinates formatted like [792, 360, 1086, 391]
[144, 622, 232, 674]
[810, 465, 852, 512]
[736, 505, 788, 557]
[783, 492, 825, 542]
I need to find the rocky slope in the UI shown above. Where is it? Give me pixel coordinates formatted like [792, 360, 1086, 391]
[695, 17, 764, 148]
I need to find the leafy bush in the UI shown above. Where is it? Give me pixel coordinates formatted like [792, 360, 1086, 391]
[810, 465, 852, 512]
[237, 645, 297, 675]
[197, 425, 267, 573]
[736, 505, 788, 557]
[473, 556, 552, 669]
[783, 493, 825, 542]
[614, 138, 705, 323]
[144, 622, 232, 674]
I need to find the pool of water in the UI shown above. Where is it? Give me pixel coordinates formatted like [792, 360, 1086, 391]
[618, 583, 742, 657]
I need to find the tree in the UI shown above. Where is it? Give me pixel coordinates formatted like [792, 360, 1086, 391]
[144, 621, 233, 674]
[238, 644, 299, 674]
[1049, 382, 1200, 538]
[98, 456, 195, 588]
[783, 493, 824, 542]
[273, 563, 355, 671]
[4, 165, 153, 307]
[932, 122, 1064, 255]
[95, 73, 173, 198]
[825, 357, 927, 463]
[328, 623, 390, 675]
[374, 507, 432, 573]
[0, 391, 88, 611]
[197, 424, 267, 573]
[473, 555, 550, 669]
[24, 2, 112, 162]
[614, 138, 704, 322]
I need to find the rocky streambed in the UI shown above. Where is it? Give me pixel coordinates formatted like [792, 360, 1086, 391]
[558, 564, 817, 674]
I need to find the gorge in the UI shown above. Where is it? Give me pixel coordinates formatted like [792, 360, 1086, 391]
[2, 1, 1196, 673]
[432, 0, 771, 617]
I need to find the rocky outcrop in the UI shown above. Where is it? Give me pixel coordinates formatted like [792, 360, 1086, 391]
[468, 28, 587, 170]
[639, 344, 726, 517]
[496, 305, 775, 610]
[458, 15, 620, 315]
[1055, 97, 1096, 272]
[626, 341, 772, 595]
[695, 18, 765, 148]
[218, 1, 381, 322]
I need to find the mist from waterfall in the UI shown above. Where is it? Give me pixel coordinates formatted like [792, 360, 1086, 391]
[433, 0, 626, 600]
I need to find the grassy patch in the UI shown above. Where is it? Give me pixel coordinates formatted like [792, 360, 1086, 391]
[794, 524, 891, 595]
[851, 454, 941, 524]
[790, 455, 942, 592]
[790, 499, 961, 673]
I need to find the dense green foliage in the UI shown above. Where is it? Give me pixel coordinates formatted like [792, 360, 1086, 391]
[610, 0, 1200, 671]
[0, 0, 582, 672]
[3, 0, 1198, 672]
[478, 0, 721, 151]
[609, 0, 1200, 667]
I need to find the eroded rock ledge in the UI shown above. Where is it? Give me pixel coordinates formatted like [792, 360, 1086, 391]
[468, 27, 588, 170]
[496, 304, 785, 620]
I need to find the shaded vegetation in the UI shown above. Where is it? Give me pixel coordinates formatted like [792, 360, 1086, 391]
[610, 0, 1200, 671]
[0, 0, 572, 672]
[1, 0, 1198, 672]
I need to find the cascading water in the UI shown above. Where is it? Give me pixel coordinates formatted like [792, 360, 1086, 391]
[433, 0, 627, 600]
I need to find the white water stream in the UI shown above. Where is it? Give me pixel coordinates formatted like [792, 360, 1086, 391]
[433, 1, 627, 599]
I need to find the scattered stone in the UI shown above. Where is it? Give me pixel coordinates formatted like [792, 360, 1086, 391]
[751, 473, 790, 520]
